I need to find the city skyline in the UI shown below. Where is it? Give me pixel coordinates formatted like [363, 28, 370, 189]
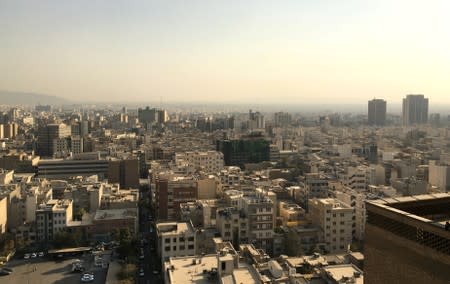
[2, 1, 450, 104]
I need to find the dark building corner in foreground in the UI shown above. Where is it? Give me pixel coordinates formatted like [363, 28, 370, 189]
[365, 193, 450, 284]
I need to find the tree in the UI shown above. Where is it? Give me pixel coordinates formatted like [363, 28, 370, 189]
[53, 231, 81, 248]
[74, 208, 86, 221]
[0, 233, 15, 255]
[284, 230, 303, 257]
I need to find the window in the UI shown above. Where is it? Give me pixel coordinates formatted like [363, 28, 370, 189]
[221, 262, 226, 270]
[173, 246, 177, 251]
[179, 246, 185, 250]
[179, 237, 185, 242]
[165, 246, 170, 251]
[340, 213, 345, 217]
[173, 238, 177, 242]
[188, 245, 194, 250]
[165, 238, 170, 243]
[188, 236, 194, 242]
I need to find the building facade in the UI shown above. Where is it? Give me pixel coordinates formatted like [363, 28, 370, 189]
[368, 99, 386, 126]
[402, 94, 429, 126]
[308, 198, 353, 253]
[365, 194, 450, 284]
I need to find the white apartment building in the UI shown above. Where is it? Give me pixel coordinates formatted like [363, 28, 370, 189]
[429, 160, 450, 192]
[175, 151, 224, 174]
[339, 165, 376, 191]
[216, 207, 249, 245]
[335, 189, 367, 241]
[156, 221, 196, 263]
[219, 167, 242, 186]
[308, 198, 353, 253]
[242, 194, 275, 254]
[36, 199, 73, 241]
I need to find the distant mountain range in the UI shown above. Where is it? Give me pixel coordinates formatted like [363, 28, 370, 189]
[0, 90, 70, 106]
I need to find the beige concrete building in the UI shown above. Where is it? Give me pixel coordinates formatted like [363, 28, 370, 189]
[175, 150, 224, 174]
[429, 160, 450, 192]
[36, 199, 73, 241]
[197, 175, 219, 199]
[335, 189, 367, 241]
[157, 221, 197, 263]
[279, 201, 306, 226]
[0, 196, 7, 234]
[0, 169, 14, 185]
[308, 198, 353, 253]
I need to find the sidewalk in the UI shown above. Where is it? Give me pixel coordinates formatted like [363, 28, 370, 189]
[105, 259, 122, 284]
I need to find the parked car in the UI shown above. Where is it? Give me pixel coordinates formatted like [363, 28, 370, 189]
[23, 253, 30, 259]
[31, 253, 37, 258]
[80, 272, 94, 282]
[1, 267, 13, 272]
[0, 269, 12, 276]
[38, 252, 45, 257]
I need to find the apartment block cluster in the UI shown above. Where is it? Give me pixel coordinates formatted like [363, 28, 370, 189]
[1, 94, 449, 283]
[0, 174, 139, 245]
[0, 104, 175, 249]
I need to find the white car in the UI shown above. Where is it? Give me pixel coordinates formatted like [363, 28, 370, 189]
[38, 252, 44, 257]
[31, 253, 37, 258]
[81, 273, 94, 282]
[24, 253, 30, 259]
[139, 268, 144, 277]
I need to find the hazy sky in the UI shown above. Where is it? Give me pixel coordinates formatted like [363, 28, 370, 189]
[1, 0, 450, 104]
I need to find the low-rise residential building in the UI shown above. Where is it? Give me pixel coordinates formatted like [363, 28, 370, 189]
[86, 208, 138, 241]
[175, 151, 224, 174]
[157, 221, 197, 263]
[36, 199, 73, 242]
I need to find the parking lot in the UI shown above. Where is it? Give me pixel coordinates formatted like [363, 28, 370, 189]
[0, 253, 108, 284]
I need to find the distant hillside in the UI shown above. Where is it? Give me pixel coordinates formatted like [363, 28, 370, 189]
[0, 91, 70, 106]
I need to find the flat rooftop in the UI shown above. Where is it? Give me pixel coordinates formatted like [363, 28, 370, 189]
[157, 221, 195, 236]
[314, 198, 352, 209]
[367, 193, 450, 227]
[366, 193, 450, 256]
[165, 255, 218, 284]
[322, 264, 363, 284]
[94, 208, 137, 221]
[222, 264, 259, 284]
